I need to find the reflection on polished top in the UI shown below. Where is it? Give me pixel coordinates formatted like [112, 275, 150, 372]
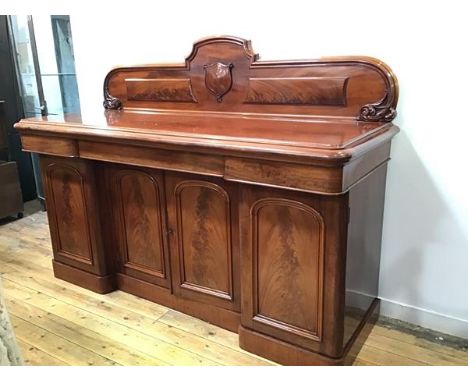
[18, 110, 395, 150]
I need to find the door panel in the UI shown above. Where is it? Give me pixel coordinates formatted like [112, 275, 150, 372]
[107, 165, 170, 288]
[41, 156, 106, 274]
[240, 185, 347, 353]
[49, 164, 91, 261]
[176, 180, 232, 298]
[253, 198, 324, 340]
[166, 172, 240, 311]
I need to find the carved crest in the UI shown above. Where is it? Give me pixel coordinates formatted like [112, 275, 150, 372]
[204, 62, 234, 102]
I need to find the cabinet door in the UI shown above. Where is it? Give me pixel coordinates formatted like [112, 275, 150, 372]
[165, 172, 240, 311]
[40, 156, 106, 275]
[107, 164, 170, 288]
[240, 185, 346, 354]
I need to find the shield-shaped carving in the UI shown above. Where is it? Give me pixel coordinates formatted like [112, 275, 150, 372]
[204, 62, 234, 102]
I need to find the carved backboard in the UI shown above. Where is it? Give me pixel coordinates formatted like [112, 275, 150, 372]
[103, 36, 398, 122]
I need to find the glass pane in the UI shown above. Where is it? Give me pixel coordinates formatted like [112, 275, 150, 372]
[9, 15, 42, 117]
[10, 15, 81, 117]
[51, 15, 81, 114]
[40, 74, 63, 115]
[33, 14, 67, 116]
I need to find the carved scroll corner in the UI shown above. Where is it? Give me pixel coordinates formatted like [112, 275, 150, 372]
[103, 88, 122, 110]
[358, 102, 397, 122]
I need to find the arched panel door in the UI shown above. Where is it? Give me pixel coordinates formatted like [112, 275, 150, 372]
[41, 156, 106, 276]
[240, 185, 328, 351]
[165, 172, 240, 312]
[108, 165, 170, 288]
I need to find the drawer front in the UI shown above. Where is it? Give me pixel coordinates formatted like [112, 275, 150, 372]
[225, 157, 343, 194]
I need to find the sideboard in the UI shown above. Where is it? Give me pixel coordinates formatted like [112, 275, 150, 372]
[15, 36, 399, 365]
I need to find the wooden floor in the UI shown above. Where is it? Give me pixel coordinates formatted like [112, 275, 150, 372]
[0, 202, 467, 366]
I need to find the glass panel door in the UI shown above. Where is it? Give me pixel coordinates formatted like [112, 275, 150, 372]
[9, 15, 46, 117]
[9, 15, 81, 207]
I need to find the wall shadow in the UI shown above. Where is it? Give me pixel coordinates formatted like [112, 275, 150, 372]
[379, 129, 468, 325]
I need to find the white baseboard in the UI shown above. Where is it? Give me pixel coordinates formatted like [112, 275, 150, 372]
[379, 297, 468, 340]
[346, 289, 468, 339]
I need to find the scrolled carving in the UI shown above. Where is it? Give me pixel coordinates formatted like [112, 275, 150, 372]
[103, 87, 122, 110]
[359, 104, 396, 122]
[358, 88, 397, 122]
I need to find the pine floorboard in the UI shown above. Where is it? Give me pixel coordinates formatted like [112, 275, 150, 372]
[0, 201, 467, 366]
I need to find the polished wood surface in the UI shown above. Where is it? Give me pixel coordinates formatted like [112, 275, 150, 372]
[2, 204, 468, 366]
[106, 165, 170, 288]
[40, 156, 107, 277]
[101, 36, 397, 121]
[344, 163, 388, 346]
[166, 173, 240, 312]
[16, 111, 395, 151]
[15, 35, 399, 164]
[14, 36, 400, 365]
[240, 185, 349, 358]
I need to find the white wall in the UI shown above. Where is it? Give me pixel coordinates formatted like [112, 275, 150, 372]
[31, 0, 468, 337]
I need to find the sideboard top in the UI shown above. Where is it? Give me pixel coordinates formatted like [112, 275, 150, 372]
[15, 36, 399, 163]
[15, 110, 398, 162]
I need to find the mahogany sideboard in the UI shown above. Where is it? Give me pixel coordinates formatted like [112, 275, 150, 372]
[15, 36, 399, 366]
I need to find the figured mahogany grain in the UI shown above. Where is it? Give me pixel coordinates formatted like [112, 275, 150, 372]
[40, 156, 107, 276]
[48, 164, 91, 262]
[165, 173, 240, 312]
[239, 185, 348, 357]
[106, 165, 170, 288]
[254, 200, 324, 340]
[126, 78, 197, 103]
[245, 77, 349, 106]
[120, 173, 164, 272]
[176, 182, 231, 295]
